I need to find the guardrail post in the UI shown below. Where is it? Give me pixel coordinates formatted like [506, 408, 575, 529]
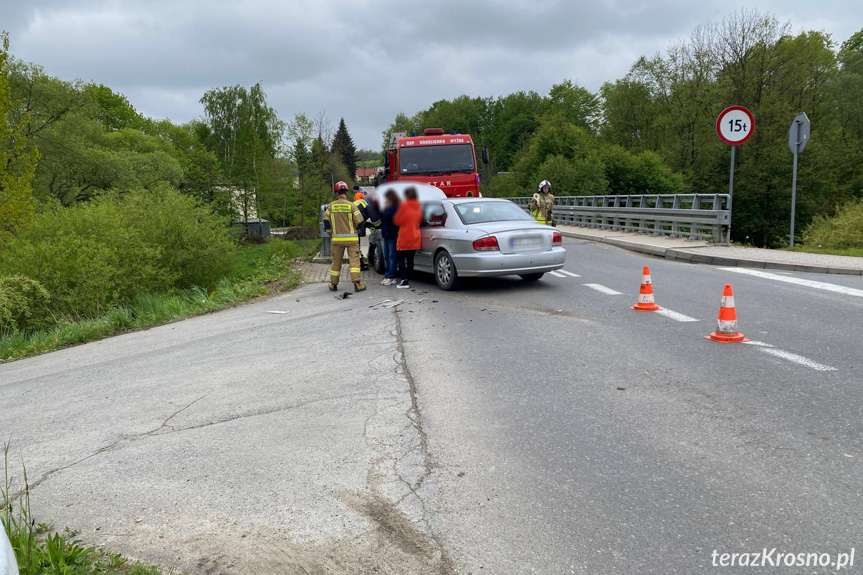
[319, 204, 331, 257]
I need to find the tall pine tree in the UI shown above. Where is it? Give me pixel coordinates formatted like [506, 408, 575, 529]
[331, 118, 357, 182]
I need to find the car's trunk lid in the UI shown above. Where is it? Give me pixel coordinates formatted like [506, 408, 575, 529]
[468, 222, 554, 254]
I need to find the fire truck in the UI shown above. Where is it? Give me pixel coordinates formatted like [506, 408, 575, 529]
[380, 128, 487, 197]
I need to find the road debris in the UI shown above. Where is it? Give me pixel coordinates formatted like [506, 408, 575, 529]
[383, 300, 405, 308]
[266, 310, 291, 314]
[335, 292, 352, 300]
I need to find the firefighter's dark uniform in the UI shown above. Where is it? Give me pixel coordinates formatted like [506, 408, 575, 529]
[354, 197, 381, 270]
[324, 194, 365, 291]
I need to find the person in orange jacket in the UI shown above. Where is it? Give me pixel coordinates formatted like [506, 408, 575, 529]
[393, 186, 422, 289]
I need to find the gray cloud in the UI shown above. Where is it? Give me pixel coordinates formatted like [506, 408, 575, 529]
[2, 0, 861, 149]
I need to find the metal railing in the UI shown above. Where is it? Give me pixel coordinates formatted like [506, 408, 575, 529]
[509, 194, 730, 243]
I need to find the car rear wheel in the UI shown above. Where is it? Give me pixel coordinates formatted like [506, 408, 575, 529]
[370, 243, 385, 274]
[519, 273, 544, 281]
[435, 251, 460, 291]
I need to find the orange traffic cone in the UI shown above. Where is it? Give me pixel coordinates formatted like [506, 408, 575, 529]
[705, 284, 749, 343]
[632, 266, 661, 312]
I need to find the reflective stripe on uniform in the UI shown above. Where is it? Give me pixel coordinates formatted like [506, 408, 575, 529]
[332, 233, 359, 243]
[330, 204, 353, 212]
[330, 270, 340, 276]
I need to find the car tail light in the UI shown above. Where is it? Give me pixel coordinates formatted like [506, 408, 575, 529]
[553, 232, 562, 245]
[473, 236, 499, 251]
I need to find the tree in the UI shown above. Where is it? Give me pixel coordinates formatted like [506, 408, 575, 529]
[331, 118, 357, 182]
[544, 80, 601, 132]
[288, 113, 314, 227]
[84, 83, 145, 131]
[0, 32, 39, 241]
[200, 83, 285, 223]
[8, 62, 184, 205]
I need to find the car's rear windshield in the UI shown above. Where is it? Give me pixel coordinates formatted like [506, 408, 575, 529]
[454, 201, 534, 224]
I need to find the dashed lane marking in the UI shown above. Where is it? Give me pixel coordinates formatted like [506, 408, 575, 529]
[655, 308, 700, 322]
[742, 340, 836, 371]
[758, 348, 837, 372]
[741, 340, 774, 347]
[719, 267, 863, 298]
[558, 270, 581, 278]
[549, 271, 566, 278]
[583, 283, 623, 295]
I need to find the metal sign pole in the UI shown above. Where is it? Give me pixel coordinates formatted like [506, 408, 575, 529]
[790, 143, 798, 248]
[727, 145, 735, 246]
[786, 113, 810, 249]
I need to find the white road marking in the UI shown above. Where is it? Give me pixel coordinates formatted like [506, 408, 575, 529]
[742, 339, 836, 370]
[558, 270, 581, 278]
[741, 340, 775, 347]
[719, 267, 863, 298]
[757, 348, 837, 372]
[655, 308, 699, 322]
[583, 283, 623, 295]
[549, 271, 566, 278]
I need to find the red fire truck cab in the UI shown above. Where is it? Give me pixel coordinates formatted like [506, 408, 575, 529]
[381, 128, 486, 197]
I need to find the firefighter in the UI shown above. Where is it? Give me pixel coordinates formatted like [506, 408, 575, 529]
[528, 180, 555, 225]
[324, 181, 366, 292]
[353, 187, 381, 271]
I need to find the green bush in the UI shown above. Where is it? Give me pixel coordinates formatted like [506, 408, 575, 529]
[120, 185, 236, 288]
[803, 198, 863, 250]
[0, 276, 51, 334]
[487, 172, 524, 197]
[0, 187, 234, 320]
[534, 154, 608, 196]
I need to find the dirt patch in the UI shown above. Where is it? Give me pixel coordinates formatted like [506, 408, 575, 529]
[180, 490, 456, 575]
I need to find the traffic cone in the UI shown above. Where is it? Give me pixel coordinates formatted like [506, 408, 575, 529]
[632, 266, 661, 312]
[705, 284, 749, 343]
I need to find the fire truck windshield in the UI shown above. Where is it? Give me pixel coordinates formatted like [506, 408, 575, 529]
[399, 144, 475, 176]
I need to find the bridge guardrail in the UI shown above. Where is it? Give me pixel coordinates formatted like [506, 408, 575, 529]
[509, 194, 730, 243]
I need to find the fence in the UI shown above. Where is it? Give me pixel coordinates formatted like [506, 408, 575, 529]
[509, 194, 730, 243]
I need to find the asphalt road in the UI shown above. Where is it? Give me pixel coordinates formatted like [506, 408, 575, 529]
[2, 238, 862, 574]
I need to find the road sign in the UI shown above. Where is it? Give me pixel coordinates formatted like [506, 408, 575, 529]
[788, 112, 810, 154]
[716, 106, 753, 244]
[716, 106, 754, 145]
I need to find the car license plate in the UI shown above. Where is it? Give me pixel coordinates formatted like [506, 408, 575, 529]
[510, 236, 542, 249]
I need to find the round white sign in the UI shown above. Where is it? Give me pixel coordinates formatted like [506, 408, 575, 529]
[716, 106, 754, 145]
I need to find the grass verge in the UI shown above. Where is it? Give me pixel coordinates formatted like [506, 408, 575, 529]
[793, 245, 863, 258]
[2, 443, 168, 575]
[0, 239, 319, 363]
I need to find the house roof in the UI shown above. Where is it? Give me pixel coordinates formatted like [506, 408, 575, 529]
[356, 167, 379, 178]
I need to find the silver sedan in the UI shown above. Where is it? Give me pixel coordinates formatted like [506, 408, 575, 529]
[368, 183, 566, 290]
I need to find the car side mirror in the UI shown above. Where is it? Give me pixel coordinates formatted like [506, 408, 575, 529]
[481, 148, 489, 165]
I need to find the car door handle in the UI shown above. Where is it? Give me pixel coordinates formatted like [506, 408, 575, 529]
[428, 235, 437, 240]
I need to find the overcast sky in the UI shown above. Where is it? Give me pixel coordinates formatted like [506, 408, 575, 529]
[2, 1, 860, 149]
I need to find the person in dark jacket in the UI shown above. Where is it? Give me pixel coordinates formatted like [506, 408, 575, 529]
[379, 189, 400, 285]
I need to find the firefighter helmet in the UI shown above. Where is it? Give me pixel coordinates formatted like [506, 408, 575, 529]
[334, 181, 349, 194]
[538, 180, 551, 193]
